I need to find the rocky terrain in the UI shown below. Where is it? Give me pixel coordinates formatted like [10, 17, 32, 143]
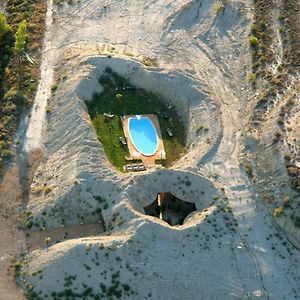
[0, 0, 299, 299]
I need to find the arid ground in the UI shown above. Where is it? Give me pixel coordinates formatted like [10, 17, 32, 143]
[0, 0, 299, 299]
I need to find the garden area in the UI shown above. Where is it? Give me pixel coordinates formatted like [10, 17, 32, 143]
[86, 68, 186, 171]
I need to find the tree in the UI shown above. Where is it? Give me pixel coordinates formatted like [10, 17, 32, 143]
[14, 20, 27, 53]
[0, 13, 11, 42]
[14, 20, 27, 80]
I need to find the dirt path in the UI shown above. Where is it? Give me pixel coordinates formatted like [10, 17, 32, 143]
[24, 0, 54, 152]
[198, 89, 300, 299]
[0, 165, 26, 300]
[26, 223, 104, 251]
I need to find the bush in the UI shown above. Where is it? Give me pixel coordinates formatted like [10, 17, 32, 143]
[15, 20, 27, 53]
[25, 220, 33, 228]
[279, 25, 286, 33]
[273, 207, 284, 218]
[44, 185, 54, 194]
[283, 197, 291, 208]
[250, 23, 258, 33]
[0, 13, 11, 41]
[248, 72, 257, 83]
[4, 88, 27, 104]
[51, 83, 58, 92]
[214, 2, 224, 14]
[287, 166, 299, 176]
[249, 35, 259, 46]
[14, 261, 23, 277]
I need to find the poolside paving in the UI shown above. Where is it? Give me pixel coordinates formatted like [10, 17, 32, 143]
[122, 114, 166, 166]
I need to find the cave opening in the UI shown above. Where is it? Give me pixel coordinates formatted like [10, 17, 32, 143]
[144, 192, 196, 226]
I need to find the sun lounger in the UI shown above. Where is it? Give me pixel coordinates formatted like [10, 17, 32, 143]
[167, 128, 173, 137]
[124, 163, 146, 172]
[119, 136, 127, 145]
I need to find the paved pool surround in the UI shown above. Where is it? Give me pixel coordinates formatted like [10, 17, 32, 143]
[128, 116, 159, 156]
[122, 114, 165, 165]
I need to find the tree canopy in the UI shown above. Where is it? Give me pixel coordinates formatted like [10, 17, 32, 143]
[0, 13, 11, 42]
[14, 20, 27, 53]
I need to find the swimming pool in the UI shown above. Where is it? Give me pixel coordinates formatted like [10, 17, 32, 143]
[128, 116, 158, 156]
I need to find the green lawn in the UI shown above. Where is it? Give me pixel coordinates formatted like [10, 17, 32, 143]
[86, 69, 186, 171]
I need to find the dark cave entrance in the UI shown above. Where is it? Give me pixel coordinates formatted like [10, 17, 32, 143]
[144, 192, 196, 226]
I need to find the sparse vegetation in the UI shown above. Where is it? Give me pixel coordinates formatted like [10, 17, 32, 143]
[142, 56, 158, 67]
[0, 1, 47, 173]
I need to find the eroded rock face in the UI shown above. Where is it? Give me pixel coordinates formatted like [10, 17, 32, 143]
[124, 169, 218, 211]
[24, 204, 260, 300]
[27, 56, 221, 230]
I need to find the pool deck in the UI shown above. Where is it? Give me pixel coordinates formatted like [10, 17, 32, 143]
[122, 114, 166, 165]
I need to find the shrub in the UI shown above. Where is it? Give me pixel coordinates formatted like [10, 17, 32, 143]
[4, 88, 27, 104]
[51, 83, 58, 92]
[14, 261, 23, 277]
[185, 180, 191, 186]
[259, 21, 267, 30]
[25, 220, 33, 228]
[248, 72, 257, 83]
[273, 207, 284, 218]
[44, 237, 51, 245]
[250, 23, 258, 33]
[249, 35, 259, 46]
[44, 185, 54, 194]
[277, 65, 283, 72]
[0, 13, 11, 41]
[279, 25, 286, 33]
[214, 2, 224, 14]
[287, 166, 299, 176]
[142, 56, 158, 67]
[244, 162, 254, 178]
[283, 197, 291, 208]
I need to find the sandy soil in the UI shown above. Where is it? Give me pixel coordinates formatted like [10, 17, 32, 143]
[2, 0, 299, 299]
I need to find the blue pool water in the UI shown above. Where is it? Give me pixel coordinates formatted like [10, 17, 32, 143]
[128, 117, 158, 156]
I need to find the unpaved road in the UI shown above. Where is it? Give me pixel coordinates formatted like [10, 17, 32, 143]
[0, 165, 26, 300]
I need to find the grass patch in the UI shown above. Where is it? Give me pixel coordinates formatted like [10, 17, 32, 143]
[86, 71, 186, 171]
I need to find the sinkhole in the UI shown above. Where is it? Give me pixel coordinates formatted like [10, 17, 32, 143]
[144, 192, 196, 226]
